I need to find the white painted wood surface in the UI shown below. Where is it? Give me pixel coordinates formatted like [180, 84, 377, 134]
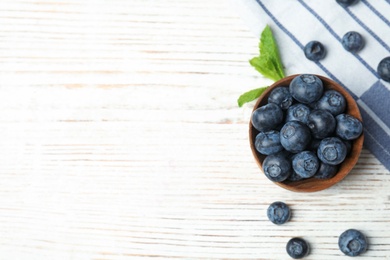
[0, 0, 389, 259]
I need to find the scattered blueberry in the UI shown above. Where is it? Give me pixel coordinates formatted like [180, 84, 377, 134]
[255, 130, 284, 155]
[314, 163, 339, 179]
[304, 41, 326, 61]
[315, 90, 346, 116]
[286, 103, 311, 124]
[262, 153, 292, 182]
[339, 229, 368, 257]
[280, 121, 312, 153]
[377, 56, 390, 82]
[268, 86, 293, 110]
[267, 201, 291, 225]
[317, 137, 347, 165]
[286, 237, 310, 259]
[335, 114, 363, 140]
[307, 109, 336, 139]
[342, 31, 364, 53]
[336, 0, 359, 7]
[251, 103, 284, 132]
[290, 74, 323, 104]
[292, 151, 319, 178]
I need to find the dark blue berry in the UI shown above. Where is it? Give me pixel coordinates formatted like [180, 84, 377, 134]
[292, 151, 319, 178]
[314, 90, 346, 116]
[287, 171, 304, 182]
[262, 153, 292, 182]
[336, 0, 359, 7]
[344, 140, 352, 154]
[268, 86, 293, 110]
[314, 163, 339, 179]
[267, 201, 291, 225]
[335, 114, 363, 140]
[251, 103, 284, 132]
[255, 130, 284, 155]
[286, 103, 311, 124]
[377, 56, 390, 82]
[342, 31, 364, 53]
[308, 138, 321, 152]
[280, 121, 312, 153]
[286, 237, 310, 259]
[317, 137, 347, 165]
[307, 109, 336, 139]
[304, 41, 326, 61]
[290, 74, 323, 104]
[339, 229, 368, 257]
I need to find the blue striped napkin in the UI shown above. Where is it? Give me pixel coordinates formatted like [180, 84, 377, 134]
[231, 0, 390, 170]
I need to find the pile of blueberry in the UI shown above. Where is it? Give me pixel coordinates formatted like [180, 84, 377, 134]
[251, 74, 363, 183]
[267, 202, 368, 258]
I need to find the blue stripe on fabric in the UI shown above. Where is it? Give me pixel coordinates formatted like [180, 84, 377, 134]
[359, 106, 390, 171]
[344, 7, 390, 52]
[298, 0, 379, 78]
[254, 0, 358, 100]
[361, 0, 390, 26]
[360, 80, 390, 128]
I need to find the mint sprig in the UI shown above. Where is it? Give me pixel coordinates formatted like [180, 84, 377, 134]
[237, 25, 285, 107]
[237, 87, 268, 107]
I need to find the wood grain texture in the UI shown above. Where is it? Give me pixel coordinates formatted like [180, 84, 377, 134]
[0, 0, 389, 259]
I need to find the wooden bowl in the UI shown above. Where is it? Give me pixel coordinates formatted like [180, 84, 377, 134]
[249, 74, 364, 192]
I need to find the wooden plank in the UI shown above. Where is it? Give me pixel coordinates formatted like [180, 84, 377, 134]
[0, 0, 388, 259]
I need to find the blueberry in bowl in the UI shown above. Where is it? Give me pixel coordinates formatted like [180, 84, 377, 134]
[249, 74, 364, 192]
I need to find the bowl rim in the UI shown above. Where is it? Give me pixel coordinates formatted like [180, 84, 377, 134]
[249, 74, 364, 192]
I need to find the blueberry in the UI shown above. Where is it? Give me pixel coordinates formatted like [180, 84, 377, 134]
[335, 114, 363, 140]
[342, 31, 364, 53]
[307, 109, 336, 139]
[344, 140, 352, 154]
[287, 171, 304, 182]
[267, 201, 291, 225]
[268, 86, 293, 110]
[314, 163, 339, 179]
[290, 74, 324, 104]
[292, 151, 319, 178]
[317, 137, 347, 165]
[286, 237, 310, 259]
[262, 153, 292, 182]
[255, 130, 284, 155]
[308, 138, 321, 152]
[251, 103, 284, 132]
[280, 121, 312, 153]
[339, 229, 368, 257]
[314, 90, 346, 116]
[304, 41, 326, 61]
[336, 0, 359, 7]
[377, 56, 390, 82]
[286, 103, 311, 124]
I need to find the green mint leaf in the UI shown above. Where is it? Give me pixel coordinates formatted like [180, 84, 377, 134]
[237, 86, 268, 107]
[249, 25, 285, 81]
[237, 25, 285, 107]
[259, 25, 285, 80]
[249, 55, 281, 82]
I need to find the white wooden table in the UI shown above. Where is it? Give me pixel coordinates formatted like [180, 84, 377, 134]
[0, 0, 389, 259]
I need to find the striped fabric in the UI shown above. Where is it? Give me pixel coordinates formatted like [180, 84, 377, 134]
[231, 0, 390, 170]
